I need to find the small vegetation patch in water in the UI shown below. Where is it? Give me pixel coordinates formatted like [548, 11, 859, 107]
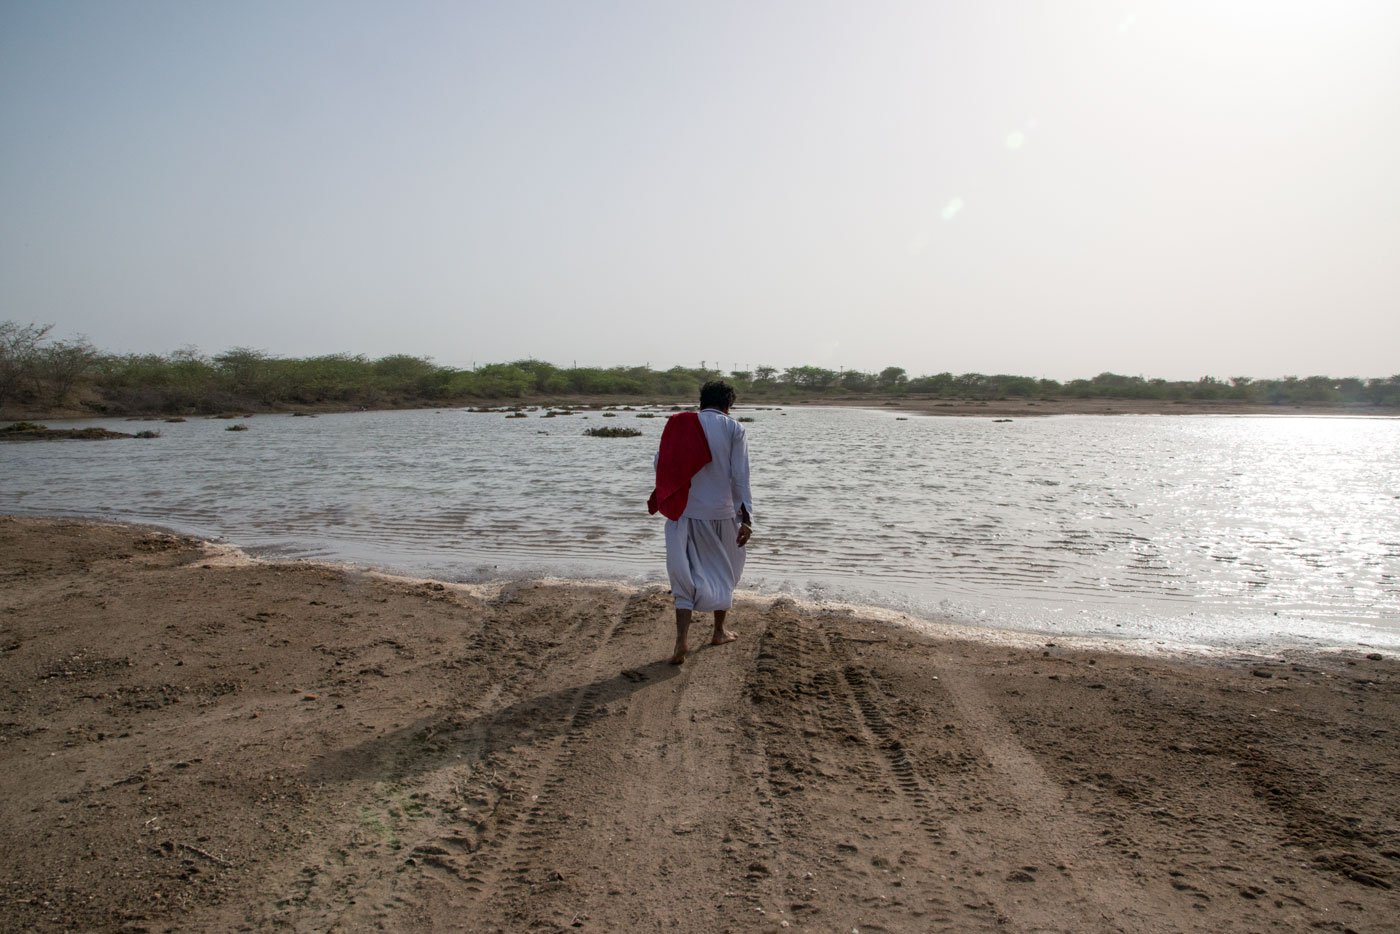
[226, 424, 250, 432]
[2, 421, 135, 441]
[584, 426, 642, 438]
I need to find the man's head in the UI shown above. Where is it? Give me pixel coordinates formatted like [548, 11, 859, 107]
[699, 379, 737, 413]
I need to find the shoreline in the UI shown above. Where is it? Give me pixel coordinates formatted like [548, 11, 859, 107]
[7, 510, 1395, 659]
[2, 516, 1397, 931]
[6, 394, 1399, 424]
[9, 512, 1391, 659]
[815, 396, 1400, 418]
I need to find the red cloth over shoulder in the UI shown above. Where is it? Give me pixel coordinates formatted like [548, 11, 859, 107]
[647, 411, 712, 520]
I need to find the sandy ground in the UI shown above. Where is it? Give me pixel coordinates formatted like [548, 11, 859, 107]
[1, 516, 1397, 933]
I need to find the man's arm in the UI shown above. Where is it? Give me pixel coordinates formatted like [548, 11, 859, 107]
[731, 423, 753, 546]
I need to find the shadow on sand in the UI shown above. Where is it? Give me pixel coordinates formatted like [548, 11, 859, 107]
[309, 658, 683, 783]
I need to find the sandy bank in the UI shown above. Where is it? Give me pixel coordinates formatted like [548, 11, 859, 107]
[1, 517, 1396, 932]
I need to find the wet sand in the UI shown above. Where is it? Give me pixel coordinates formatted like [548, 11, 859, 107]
[1, 516, 1396, 932]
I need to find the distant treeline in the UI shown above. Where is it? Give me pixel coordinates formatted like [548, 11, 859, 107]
[3, 321, 1398, 415]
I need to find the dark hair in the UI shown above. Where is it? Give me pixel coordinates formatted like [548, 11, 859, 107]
[699, 379, 737, 411]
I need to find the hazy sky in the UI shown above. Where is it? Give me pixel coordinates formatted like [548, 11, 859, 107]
[2, 1, 1397, 380]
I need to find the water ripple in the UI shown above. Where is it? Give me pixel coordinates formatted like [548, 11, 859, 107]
[2, 407, 1398, 646]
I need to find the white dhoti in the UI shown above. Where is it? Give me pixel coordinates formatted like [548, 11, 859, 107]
[665, 516, 746, 612]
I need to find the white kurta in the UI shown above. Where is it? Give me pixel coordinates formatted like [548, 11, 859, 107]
[682, 409, 753, 521]
[661, 408, 753, 611]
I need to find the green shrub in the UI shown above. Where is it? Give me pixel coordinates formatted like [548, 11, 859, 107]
[584, 426, 642, 438]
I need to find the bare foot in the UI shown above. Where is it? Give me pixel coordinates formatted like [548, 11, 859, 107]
[669, 643, 688, 665]
[711, 629, 737, 646]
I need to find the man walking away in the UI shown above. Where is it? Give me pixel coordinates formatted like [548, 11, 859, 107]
[648, 380, 753, 665]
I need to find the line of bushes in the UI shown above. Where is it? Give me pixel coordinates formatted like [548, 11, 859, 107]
[3, 321, 1398, 416]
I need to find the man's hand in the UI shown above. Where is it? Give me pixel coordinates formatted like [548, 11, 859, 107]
[737, 523, 752, 548]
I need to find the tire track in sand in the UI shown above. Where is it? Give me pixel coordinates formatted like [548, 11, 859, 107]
[744, 604, 1003, 930]
[405, 591, 653, 910]
[423, 588, 753, 932]
[826, 645, 1006, 930]
[815, 628, 1177, 932]
[925, 656, 1185, 933]
[233, 590, 648, 932]
[725, 602, 817, 927]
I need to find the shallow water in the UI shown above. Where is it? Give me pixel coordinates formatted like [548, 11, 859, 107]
[3, 407, 1397, 650]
